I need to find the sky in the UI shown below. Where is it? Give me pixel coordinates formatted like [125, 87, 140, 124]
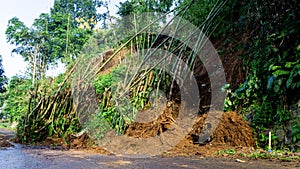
[0, 0, 121, 79]
[0, 0, 54, 78]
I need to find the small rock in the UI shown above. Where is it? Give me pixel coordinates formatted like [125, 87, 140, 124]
[294, 153, 300, 157]
[222, 154, 229, 157]
[235, 159, 246, 163]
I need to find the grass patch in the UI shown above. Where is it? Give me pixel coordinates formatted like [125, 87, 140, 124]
[0, 123, 11, 129]
[244, 149, 300, 162]
[216, 148, 300, 162]
[217, 149, 236, 156]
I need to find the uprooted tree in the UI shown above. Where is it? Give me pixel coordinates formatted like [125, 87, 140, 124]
[2, 0, 299, 151]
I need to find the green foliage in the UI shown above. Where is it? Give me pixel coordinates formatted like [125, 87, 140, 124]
[291, 116, 300, 144]
[90, 62, 172, 136]
[12, 75, 81, 143]
[221, 0, 299, 149]
[248, 149, 300, 162]
[4, 0, 105, 143]
[0, 123, 9, 129]
[1, 76, 30, 122]
[177, 0, 239, 38]
[217, 149, 236, 156]
[52, 0, 104, 28]
[91, 66, 127, 134]
[177, 0, 218, 25]
[6, 0, 105, 71]
[117, 0, 174, 32]
[94, 73, 113, 94]
[84, 112, 110, 140]
[0, 56, 8, 117]
[118, 0, 174, 16]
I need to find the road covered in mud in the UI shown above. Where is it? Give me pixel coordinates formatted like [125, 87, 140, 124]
[0, 128, 299, 169]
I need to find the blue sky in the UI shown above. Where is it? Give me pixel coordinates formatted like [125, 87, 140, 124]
[0, 0, 121, 78]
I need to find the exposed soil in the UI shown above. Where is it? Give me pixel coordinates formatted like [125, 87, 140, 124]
[124, 109, 255, 157]
[42, 132, 112, 155]
[57, 99, 255, 157]
[167, 111, 254, 157]
[0, 135, 13, 148]
[125, 101, 180, 138]
[0, 128, 14, 148]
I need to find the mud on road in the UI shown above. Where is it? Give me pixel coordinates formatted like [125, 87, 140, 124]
[0, 128, 14, 148]
[1, 128, 299, 169]
[1, 146, 298, 169]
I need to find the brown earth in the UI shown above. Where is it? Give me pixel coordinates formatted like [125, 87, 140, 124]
[0, 135, 13, 148]
[125, 101, 180, 138]
[124, 109, 255, 157]
[42, 101, 255, 157]
[167, 111, 254, 157]
[0, 128, 14, 148]
[42, 132, 112, 155]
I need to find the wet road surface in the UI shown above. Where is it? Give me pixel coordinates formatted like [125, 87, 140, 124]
[1, 145, 299, 169]
[0, 128, 299, 169]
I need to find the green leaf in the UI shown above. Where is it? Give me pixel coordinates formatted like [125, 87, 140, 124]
[269, 65, 281, 71]
[285, 62, 296, 68]
[286, 76, 293, 88]
[272, 70, 290, 77]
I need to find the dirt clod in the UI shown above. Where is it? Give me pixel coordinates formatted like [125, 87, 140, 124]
[0, 134, 14, 148]
[167, 111, 255, 156]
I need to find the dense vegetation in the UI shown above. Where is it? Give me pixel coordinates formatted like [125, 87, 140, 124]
[0, 55, 8, 119]
[0, 0, 299, 151]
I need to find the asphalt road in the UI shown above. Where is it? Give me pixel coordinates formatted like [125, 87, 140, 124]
[0, 128, 299, 169]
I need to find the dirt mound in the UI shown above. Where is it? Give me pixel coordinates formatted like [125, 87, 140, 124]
[210, 112, 254, 146]
[43, 133, 112, 155]
[0, 128, 15, 148]
[125, 101, 179, 138]
[124, 110, 254, 156]
[187, 111, 254, 147]
[167, 111, 254, 156]
[0, 135, 14, 148]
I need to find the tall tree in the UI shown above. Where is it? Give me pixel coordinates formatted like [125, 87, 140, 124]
[117, 0, 174, 30]
[0, 55, 7, 93]
[5, 0, 106, 122]
[118, 0, 174, 16]
[48, 0, 106, 62]
[0, 55, 8, 119]
[6, 0, 106, 73]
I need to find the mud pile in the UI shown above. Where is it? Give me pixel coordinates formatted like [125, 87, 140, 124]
[167, 111, 255, 156]
[125, 101, 180, 138]
[124, 110, 254, 156]
[0, 134, 13, 148]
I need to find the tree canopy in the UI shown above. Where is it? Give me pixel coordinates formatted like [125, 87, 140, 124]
[0, 55, 7, 93]
[6, 0, 105, 77]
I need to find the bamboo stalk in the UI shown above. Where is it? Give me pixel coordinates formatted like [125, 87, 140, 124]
[268, 132, 272, 151]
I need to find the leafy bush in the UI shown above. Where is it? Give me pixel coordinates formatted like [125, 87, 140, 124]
[222, 0, 299, 149]
[1, 76, 30, 122]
